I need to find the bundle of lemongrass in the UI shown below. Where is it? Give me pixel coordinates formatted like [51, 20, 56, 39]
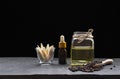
[35, 43, 55, 62]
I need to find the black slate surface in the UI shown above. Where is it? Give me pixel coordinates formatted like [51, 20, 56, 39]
[0, 57, 120, 79]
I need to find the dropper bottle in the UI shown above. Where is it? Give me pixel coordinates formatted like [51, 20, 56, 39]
[58, 35, 67, 64]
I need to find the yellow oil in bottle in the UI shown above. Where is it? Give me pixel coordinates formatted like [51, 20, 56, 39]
[71, 46, 94, 66]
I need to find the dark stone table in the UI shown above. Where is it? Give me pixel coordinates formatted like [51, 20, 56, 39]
[0, 57, 120, 79]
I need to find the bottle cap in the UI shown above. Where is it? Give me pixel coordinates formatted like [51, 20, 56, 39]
[59, 35, 66, 48]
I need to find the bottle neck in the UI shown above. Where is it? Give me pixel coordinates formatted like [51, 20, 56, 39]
[73, 28, 94, 38]
[73, 32, 93, 38]
[73, 32, 93, 44]
[59, 42, 66, 48]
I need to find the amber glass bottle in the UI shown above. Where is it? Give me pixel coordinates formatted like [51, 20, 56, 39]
[58, 35, 67, 64]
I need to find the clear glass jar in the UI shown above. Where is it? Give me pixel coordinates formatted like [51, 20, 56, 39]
[35, 44, 55, 65]
[70, 29, 94, 65]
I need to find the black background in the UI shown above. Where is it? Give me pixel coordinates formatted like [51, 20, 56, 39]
[2, 1, 120, 58]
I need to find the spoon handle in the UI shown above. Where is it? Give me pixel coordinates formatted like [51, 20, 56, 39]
[102, 59, 113, 65]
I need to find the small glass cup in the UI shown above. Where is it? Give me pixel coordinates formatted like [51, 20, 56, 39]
[35, 47, 55, 65]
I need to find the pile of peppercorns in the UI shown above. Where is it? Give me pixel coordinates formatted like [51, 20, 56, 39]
[68, 61, 103, 72]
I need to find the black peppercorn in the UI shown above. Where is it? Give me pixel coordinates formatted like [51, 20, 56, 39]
[110, 68, 113, 70]
[113, 65, 116, 67]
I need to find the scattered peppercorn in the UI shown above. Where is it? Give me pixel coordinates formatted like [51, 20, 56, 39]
[69, 59, 114, 72]
[110, 68, 113, 70]
[68, 61, 103, 72]
[113, 65, 116, 67]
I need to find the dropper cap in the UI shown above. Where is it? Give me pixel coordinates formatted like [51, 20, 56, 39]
[59, 35, 66, 48]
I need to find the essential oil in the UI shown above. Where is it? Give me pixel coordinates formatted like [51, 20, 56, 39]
[58, 35, 67, 64]
[71, 46, 94, 65]
[70, 29, 94, 66]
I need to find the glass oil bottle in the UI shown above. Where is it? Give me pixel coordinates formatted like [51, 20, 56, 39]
[58, 35, 67, 64]
[70, 29, 94, 66]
